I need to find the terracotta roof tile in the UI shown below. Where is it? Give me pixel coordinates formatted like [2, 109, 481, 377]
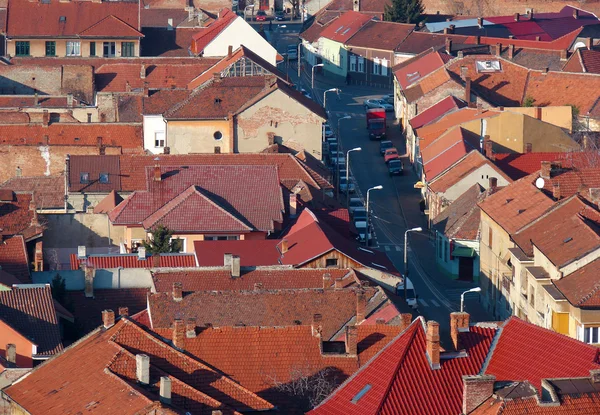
[409, 95, 466, 130]
[403, 67, 453, 103]
[320, 11, 372, 43]
[525, 71, 600, 115]
[194, 239, 281, 266]
[493, 152, 566, 180]
[300, 17, 336, 43]
[69, 253, 197, 270]
[432, 183, 485, 240]
[555, 258, 600, 307]
[346, 20, 413, 50]
[578, 49, 600, 74]
[68, 154, 121, 193]
[77, 14, 143, 37]
[140, 8, 189, 28]
[394, 48, 452, 90]
[191, 8, 237, 54]
[142, 89, 191, 114]
[0, 285, 63, 357]
[421, 127, 480, 180]
[0, 192, 40, 239]
[0, 236, 30, 283]
[395, 32, 470, 54]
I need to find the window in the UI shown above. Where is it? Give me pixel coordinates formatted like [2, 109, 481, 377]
[357, 56, 365, 73]
[154, 131, 165, 148]
[326, 258, 338, 267]
[204, 235, 239, 241]
[103, 42, 116, 57]
[99, 173, 109, 184]
[213, 131, 223, 140]
[90, 42, 96, 57]
[80, 172, 90, 184]
[349, 55, 357, 72]
[66, 41, 80, 56]
[583, 327, 600, 344]
[488, 226, 493, 249]
[121, 42, 135, 57]
[15, 41, 30, 56]
[381, 58, 388, 76]
[373, 58, 381, 75]
[214, 146, 221, 154]
[87, 113, 92, 123]
[170, 237, 185, 253]
[45, 41, 56, 57]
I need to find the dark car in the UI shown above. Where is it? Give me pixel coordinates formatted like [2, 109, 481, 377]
[275, 11, 286, 20]
[379, 140, 393, 155]
[388, 159, 403, 176]
[256, 10, 267, 21]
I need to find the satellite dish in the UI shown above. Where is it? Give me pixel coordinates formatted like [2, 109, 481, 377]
[535, 177, 545, 189]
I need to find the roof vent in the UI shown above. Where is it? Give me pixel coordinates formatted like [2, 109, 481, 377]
[214, 98, 222, 104]
[59, 16, 66, 22]
[563, 237, 573, 243]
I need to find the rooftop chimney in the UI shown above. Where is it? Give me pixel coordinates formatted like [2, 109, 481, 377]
[460, 66, 467, 81]
[535, 36, 541, 41]
[172, 282, 183, 301]
[514, 13, 519, 21]
[102, 309, 115, 329]
[356, 290, 367, 323]
[560, 49, 568, 61]
[173, 319, 185, 349]
[345, 325, 358, 355]
[508, 44, 515, 59]
[426, 320, 440, 369]
[450, 312, 470, 350]
[553, 182, 561, 200]
[465, 77, 472, 103]
[186, 318, 196, 338]
[153, 165, 161, 182]
[118, 307, 129, 317]
[445, 38, 452, 54]
[84, 264, 95, 298]
[224, 252, 233, 266]
[496, 43, 502, 56]
[159, 376, 172, 404]
[231, 255, 240, 278]
[137, 246, 146, 260]
[541, 161, 552, 179]
[6, 344, 16, 364]
[312, 313, 323, 337]
[484, 136, 494, 161]
[228, 45, 233, 58]
[477, 17, 483, 28]
[42, 110, 49, 127]
[280, 239, 289, 254]
[586, 37, 593, 50]
[489, 177, 498, 191]
[140, 64, 146, 79]
[462, 375, 496, 414]
[399, 313, 412, 331]
[527, 8, 534, 19]
[67, 93, 73, 108]
[136, 354, 150, 385]
[535, 107, 542, 120]
[289, 193, 297, 218]
[334, 278, 344, 289]
[77, 245, 87, 258]
[323, 273, 332, 289]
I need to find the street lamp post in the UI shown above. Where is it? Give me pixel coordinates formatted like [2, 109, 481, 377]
[336, 115, 351, 200]
[324, 88, 340, 108]
[365, 185, 383, 246]
[404, 227, 423, 300]
[312, 63, 324, 89]
[297, 42, 302, 77]
[460, 287, 482, 312]
[344, 147, 361, 205]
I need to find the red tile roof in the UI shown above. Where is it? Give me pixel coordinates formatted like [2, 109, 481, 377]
[493, 152, 566, 180]
[108, 165, 284, 233]
[0, 192, 42, 240]
[69, 253, 197, 270]
[395, 32, 471, 54]
[421, 127, 480, 180]
[152, 267, 354, 292]
[300, 16, 336, 43]
[194, 239, 281, 266]
[190, 8, 237, 54]
[394, 48, 453, 90]
[0, 285, 63, 358]
[485, 317, 600, 391]
[525, 71, 600, 115]
[578, 49, 600, 74]
[409, 95, 466, 130]
[432, 184, 486, 240]
[0, 175, 65, 209]
[345, 20, 413, 50]
[320, 11, 372, 43]
[6, 0, 141, 38]
[309, 318, 496, 415]
[554, 258, 600, 308]
[0, 236, 30, 283]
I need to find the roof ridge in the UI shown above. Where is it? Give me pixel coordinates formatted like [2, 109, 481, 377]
[78, 14, 141, 37]
[142, 184, 198, 227]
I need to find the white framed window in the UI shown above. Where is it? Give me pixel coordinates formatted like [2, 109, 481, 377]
[382, 58, 388, 76]
[373, 58, 381, 75]
[66, 41, 81, 56]
[154, 131, 165, 148]
[357, 56, 365, 73]
[169, 237, 186, 253]
[349, 55, 357, 72]
[204, 235, 240, 241]
[583, 326, 600, 344]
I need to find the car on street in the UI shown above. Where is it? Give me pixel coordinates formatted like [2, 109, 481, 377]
[396, 278, 418, 309]
[323, 124, 334, 138]
[275, 11, 287, 20]
[300, 88, 312, 100]
[354, 221, 372, 243]
[379, 140, 393, 155]
[287, 44, 297, 59]
[364, 99, 394, 112]
[329, 151, 346, 166]
[255, 10, 267, 21]
[388, 159, 403, 176]
[381, 94, 394, 104]
[349, 198, 363, 215]
[352, 207, 367, 222]
[339, 177, 355, 193]
[384, 148, 400, 163]
[328, 142, 338, 155]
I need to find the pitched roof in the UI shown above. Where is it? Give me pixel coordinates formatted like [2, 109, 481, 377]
[345, 20, 413, 50]
[0, 192, 42, 240]
[395, 32, 471, 54]
[6, 0, 141, 37]
[478, 174, 555, 234]
[485, 317, 600, 391]
[0, 175, 65, 209]
[429, 150, 511, 194]
[525, 71, 600, 115]
[0, 285, 63, 357]
[421, 127, 480, 180]
[403, 67, 455, 103]
[139, 27, 198, 57]
[69, 253, 197, 270]
[148, 286, 396, 340]
[493, 152, 566, 180]
[578, 49, 600, 74]
[554, 258, 600, 308]
[194, 239, 281, 266]
[300, 16, 336, 43]
[309, 318, 497, 415]
[512, 196, 600, 267]
[409, 95, 467, 130]
[432, 184, 486, 240]
[190, 8, 237, 53]
[320, 11, 372, 42]
[394, 48, 453, 90]
[0, 236, 30, 283]
[416, 108, 500, 147]
[108, 165, 284, 232]
[3, 318, 273, 414]
[152, 267, 355, 292]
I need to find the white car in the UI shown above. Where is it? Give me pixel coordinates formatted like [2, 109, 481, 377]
[396, 277, 418, 309]
[339, 177, 355, 194]
[381, 94, 394, 104]
[364, 99, 394, 112]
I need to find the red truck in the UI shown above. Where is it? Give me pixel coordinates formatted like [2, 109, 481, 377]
[366, 108, 386, 140]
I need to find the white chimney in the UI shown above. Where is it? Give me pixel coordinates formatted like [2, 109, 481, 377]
[138, 246, 146, 260]
[77, 245, 87, 258]
[6, 343, 16, 364]
[167, 18, 173, 30]
[160, 376, 172, 404]
[231, 255, 241, 278]
[136, 354, 150, 385]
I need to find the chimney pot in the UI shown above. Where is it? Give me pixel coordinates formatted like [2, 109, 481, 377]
[280, 239, 289, 254]
[489, 177, 498, 190]
[323, 273, 332, 289]
[345, 325, 358, 355]
[450, 312, 470, 350]
[186, 318, 196, 338]
[6, 344, 16, 364]
[445, 38, 452, 54]
[159, 376, 172, 404]
[118, 307, 129, 317]
[508, 44, 515, 59]
[426, 320, 440, 369]
[136, 354, 150, 385]
[356, 290, 367, 323]
[334, 277, 344, 289]
[541, 161, 552, 179]
[462, 375, 496, 414]
[172, 282, 183, 301]
[153, 165, 162, 182]
[102, 309, 115, 329]
[312, 313, 323, 337]
[84, 265, 95, 298]
[173, 319, 185, 349]
[553, 182, 561, 200]
[231, 255, 240, 278]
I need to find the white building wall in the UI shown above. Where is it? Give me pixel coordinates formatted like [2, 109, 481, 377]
[204, 17, 279, 65]
[143, 115, 167, 155]
[441, 164, 511, 202]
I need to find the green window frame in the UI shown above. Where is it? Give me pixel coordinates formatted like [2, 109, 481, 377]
[90, 42, 96, 57]
[121, 42, 135, 57]
[45, 41, 56, 57]
[15, 41, 30, 56]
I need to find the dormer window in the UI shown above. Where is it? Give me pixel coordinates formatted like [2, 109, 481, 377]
[59, 16, 66, 22]
[80, 172, 90, 184]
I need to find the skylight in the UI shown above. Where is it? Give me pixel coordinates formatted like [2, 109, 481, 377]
[476, 60, 502, 73]
[334, 25, 344, 33]
[342, 28, 351, 35]
[351, 384, 372, 404]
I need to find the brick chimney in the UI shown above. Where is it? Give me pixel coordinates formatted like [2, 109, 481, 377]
[323, 273, 332, 289]
[186, 318, 196, 338]
[560, 49, 568, 61]
[173, 319, 185, 349]
[489, 177, 498, 191]
[508, 44, 515, 59]
[289, 193, 297, 218]
[334, 278, 344, 289]
[6, 344, 16, 364]
[541, 161, 552, 179]
[172, 282, 183, 301]
[496, 43, 502, 56]
[426, 320, 440, 369]
[399, 313, 412, 331]
[83, 264, 95, 298]
[462, 375, 496, 414]
[159, 376, 172, 404]
[586, 37, 593, 50]
[553, 182, 561, 200]
[356, 290, 367, 323]
[445, 38, 452, 54]
[345, 325, 358, 355]
[102, 309, 115, 329]
[227, 45, 233, 58]
[42, 110, 49, 127]
[514, 12, 519, 21]
[118, 307, 129, 317]
[484, 136, 494, 161]
[464, 77, 471, 103]
[136, 354, 150, 385]
[311, 313, 323, 337]
[153, 165, 162, 181]
[450, 312, 470, 350]
[477, 17, 483, 28]
[535, 107, 542, 120]
[280, 239, 289, 254]
[152, 254, 160, 267]
[231, 255, 240, 278]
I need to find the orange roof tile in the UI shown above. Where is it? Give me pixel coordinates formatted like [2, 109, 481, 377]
[0, 236, 30, 283]
[421, 127, 480, 180]
[555, 258, 600, 307]
[525, 71, 600, 115]
[190, 8, 237, 54]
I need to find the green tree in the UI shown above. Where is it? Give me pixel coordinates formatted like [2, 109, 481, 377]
[384, 0, 424, 24]
[142, 225, 181, 254]
[522, 96, 535, 107]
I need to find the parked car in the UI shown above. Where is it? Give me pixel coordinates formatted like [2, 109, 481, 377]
[275, 11, 287, 20]
[352, 207, 367, 223]
[323, 124, 334, 138]
[287, 44, 297, 59]
[329, 151, 346, 166]
[364, 99, 394, 112]
[384, 148, 400, 163]
[339, 177, 355, 193]
[379, 140, 393, 155]
[325, 136, 337, 147]
[300, 88, 312, 100]
[381, 94, 394, 104]
[349, 198, 363, 215]
[355, 221, 373, 243]
[255, 10, 267, 21]
[388, 159, 404, 176]
[328, 142, 338, 155]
